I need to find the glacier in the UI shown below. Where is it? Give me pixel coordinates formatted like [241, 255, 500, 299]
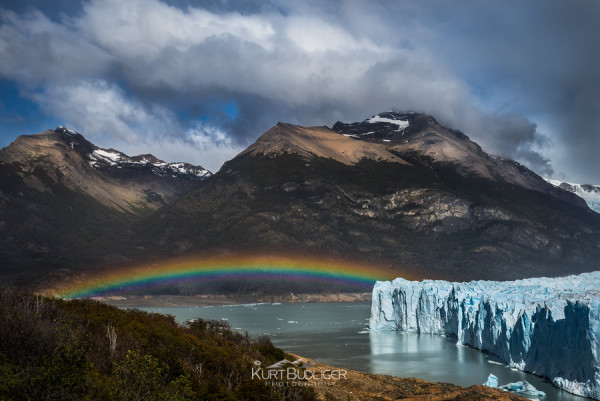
[369, 272, 600, 399]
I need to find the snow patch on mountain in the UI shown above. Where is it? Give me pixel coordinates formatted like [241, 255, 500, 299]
[333, 111, 413, 140]
[56, 125, 79, 136]
[55, 126, 211, 180]
[342, 131, 373, 139]
[545, 179, 600, 213]
[366, 115, 410, 131]
[370, 273, 600, 399]
[90, 149, 122, 165]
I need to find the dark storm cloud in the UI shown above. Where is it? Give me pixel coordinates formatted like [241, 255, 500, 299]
[406, 0, 600, 182]
[0, 0, 598, 180]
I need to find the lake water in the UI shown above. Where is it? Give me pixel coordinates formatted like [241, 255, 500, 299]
[137, 301, 589, 401]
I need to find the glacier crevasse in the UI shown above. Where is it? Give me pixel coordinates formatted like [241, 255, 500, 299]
[369, 272, 600, 399]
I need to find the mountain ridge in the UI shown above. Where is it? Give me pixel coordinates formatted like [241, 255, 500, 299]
[2, 113, 600, 292]
[546, 178, 600, 213]
[333, 112, 586, 208]
[0, 126, 211, 212]
[0, 126, 210, 280]
[240, 122, 409, 166]
[119, 112, 600, 289]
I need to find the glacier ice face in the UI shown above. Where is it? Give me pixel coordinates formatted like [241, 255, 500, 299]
[369, 272, 600, 400]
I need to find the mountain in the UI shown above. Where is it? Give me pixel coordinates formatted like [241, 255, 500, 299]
[122, 112, 600, 284]
[545, 179, 600, 213]
[333, 112, 585, 206]
[0, 126, 210, 280]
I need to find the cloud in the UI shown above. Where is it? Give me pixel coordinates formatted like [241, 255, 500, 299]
[29, 79, 243, 171]
[0, 0, 598, 181]
[77, 0, 277, 59]
[395, 0, 600, 182]
[0, 8, 113, 86]
[30, 80, 165, 143]
[115, 123, 245, 173]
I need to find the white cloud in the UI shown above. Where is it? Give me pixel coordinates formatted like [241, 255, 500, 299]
[71, 0, 402, 108]
[78, 0, 276, 59]
[115, 128, 244, 173]
[30, 80, 157, 142]
[163, 125, 245, 172]
[28, 79, 241, 171]
[285, 16, 382, 53]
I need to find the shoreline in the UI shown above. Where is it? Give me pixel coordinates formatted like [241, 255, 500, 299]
[97, 292, 371, 308]
[286, 354, 528, 401]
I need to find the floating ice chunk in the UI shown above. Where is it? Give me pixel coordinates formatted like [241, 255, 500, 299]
[499, 381, 545, 398]
[483, 373, 499, 388]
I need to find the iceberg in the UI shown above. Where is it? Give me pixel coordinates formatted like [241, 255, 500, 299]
[369, 272, 600, 399]
[499, 381, 545, 398]
[483, 375, 545, 398]
[483, 373, 499, 388]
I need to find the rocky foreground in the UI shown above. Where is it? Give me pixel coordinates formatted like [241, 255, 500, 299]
[295, 355, 527, 401]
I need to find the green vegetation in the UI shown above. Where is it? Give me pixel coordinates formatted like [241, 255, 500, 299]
[0, 287, 317, 400]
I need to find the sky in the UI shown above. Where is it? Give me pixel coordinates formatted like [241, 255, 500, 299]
[0, 0, 598, 182]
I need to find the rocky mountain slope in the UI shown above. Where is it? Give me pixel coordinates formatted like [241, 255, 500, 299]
[546, 178, 600, 213]
[333, 112, 584, 205]
[0, 127, 210, 280]
[123, 112, 600, 283]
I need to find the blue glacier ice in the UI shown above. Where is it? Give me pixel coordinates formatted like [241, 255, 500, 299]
[483, 374, 545, 398]
[369, 272, 600, 399]
[483, 373, 499, 388]
[499, 381, 545, 398]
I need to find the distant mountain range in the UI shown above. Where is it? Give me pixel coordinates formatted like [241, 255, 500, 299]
[545, 179, 600, 213]
[1, 113, 599, 291]
[0, 126, 210, 280]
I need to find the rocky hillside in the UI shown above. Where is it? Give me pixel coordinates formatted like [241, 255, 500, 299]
[0, 127, 210, 280]
[333, 112, 584, 206]
[546, 178, 600, 213]
[0, 126, 210, 212]
[302, 357, 528, 401]
[123, 112, 600, 283]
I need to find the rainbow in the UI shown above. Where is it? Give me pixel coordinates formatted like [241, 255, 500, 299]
[55, 254, 400, 299]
